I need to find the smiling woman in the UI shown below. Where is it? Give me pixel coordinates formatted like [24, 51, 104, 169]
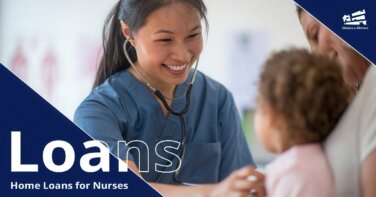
[297, 8, 369, 88]
[74, 0, 265, 196]
[297, 6, 376, 197]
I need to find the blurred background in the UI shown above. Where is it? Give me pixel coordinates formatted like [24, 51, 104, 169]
[0, 0, 309, 167]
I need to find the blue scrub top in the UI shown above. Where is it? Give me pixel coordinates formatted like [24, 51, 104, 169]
[74, 69, 254, 184]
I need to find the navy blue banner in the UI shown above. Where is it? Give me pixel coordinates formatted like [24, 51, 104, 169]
[294, 0, 376, 65]
[0, 63, 161, 196]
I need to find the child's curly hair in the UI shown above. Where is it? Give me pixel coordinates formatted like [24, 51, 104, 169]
[258, 48, 352, 143]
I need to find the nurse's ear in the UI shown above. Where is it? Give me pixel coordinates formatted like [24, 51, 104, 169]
[120, 20, 135, 46]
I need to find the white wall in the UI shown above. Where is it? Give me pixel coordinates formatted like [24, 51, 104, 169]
[201, 0, 308, 82]
[0, 0, 117, 119]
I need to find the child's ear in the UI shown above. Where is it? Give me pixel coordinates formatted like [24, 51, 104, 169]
[267, 109, 288, 153]
[264, 105, 277, 129]
[269, 110, 285, 131]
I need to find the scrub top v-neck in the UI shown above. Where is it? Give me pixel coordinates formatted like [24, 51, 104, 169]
[74, 69, 254, 184]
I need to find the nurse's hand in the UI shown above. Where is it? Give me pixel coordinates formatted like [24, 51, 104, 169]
[207, 165, 265, 197]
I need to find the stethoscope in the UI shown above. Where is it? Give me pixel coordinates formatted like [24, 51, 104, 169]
[123, 39, 199, 184]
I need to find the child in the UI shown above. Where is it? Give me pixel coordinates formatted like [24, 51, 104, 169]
[255, 48, 352, 196]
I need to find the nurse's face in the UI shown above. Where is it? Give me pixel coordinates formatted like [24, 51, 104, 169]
[124, 3, 203, 89]
[300, 11, 369, 86]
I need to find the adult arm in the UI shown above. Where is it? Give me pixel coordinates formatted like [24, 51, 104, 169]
[359, 66, 376, 197]
[362, 150, 376, 197]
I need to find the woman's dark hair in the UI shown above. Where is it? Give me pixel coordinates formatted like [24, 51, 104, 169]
[258, 48, 352, 143]
[93, 0, 208, 88]
[296, 5, 303, 19]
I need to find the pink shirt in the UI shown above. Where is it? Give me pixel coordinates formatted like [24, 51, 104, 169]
[265, 144, 335, 197]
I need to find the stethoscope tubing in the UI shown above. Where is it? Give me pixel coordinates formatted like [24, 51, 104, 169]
[123, 39, 198, 184]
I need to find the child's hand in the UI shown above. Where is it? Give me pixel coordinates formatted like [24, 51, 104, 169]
[207, 165, 265, 197]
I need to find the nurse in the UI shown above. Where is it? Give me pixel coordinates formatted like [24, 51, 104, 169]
[74, 0, 264, 196]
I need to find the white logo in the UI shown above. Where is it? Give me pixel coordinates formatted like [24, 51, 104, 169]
[342, 9, 368, 30]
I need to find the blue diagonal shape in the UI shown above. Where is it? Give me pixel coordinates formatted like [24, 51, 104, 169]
[0, 63, 161, 197]
[294, 0, 376, 65]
